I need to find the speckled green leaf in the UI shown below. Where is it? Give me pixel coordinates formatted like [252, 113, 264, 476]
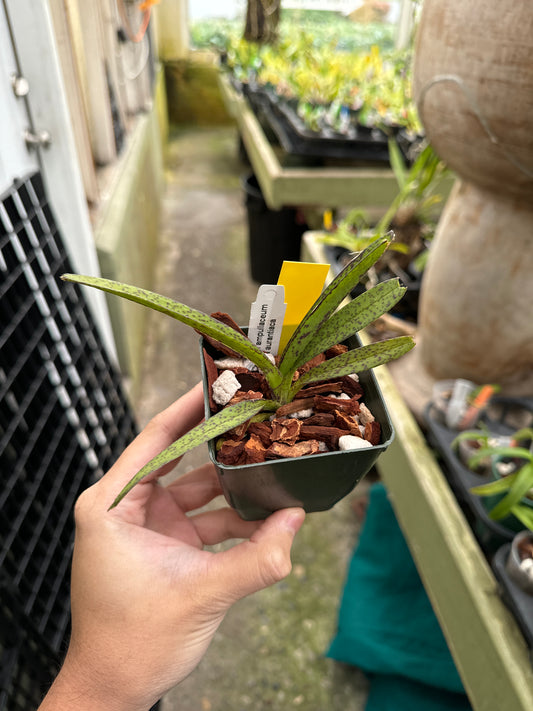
[303, 279, 406, 364]
[278, 236, 390, 376]
[109, 398, 272, 508]
[62, 274, 281, 386]
[290, 336, 414, 397]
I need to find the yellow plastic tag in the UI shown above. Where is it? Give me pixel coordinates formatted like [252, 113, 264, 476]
[277, 261, 330, 353]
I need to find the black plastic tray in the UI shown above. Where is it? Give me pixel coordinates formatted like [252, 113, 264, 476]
[492, 544, 533, 650]
[238, 82, 405, 163]
[266, 97, 392, 162]
[424, 398, 533, 553]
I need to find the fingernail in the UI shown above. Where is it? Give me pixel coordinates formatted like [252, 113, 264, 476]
[284, 508, 305, 532]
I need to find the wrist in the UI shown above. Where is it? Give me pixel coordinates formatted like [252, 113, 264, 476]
[39, 653, 153, 711]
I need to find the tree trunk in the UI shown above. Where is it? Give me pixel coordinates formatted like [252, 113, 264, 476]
[244, 0, 281, 44]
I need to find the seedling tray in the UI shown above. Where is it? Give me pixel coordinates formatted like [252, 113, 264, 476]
[264, 97, 392, 163]
[424, 398, 533, 553]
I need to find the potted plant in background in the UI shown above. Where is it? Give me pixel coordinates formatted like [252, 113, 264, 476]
[452, 427, 533, 533]
[451, 427, 533, 647]
[62, 236, 414, 519]
[425, 387, 533, 550]
[319, 140, 450, 322]
[504, 530, 533, 595]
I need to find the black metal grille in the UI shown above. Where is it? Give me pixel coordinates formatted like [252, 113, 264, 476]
[0, 173, 137, 709]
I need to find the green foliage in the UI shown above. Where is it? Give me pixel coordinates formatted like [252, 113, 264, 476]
[191, 11, 395, 54]
[221, 28, 419, 134]
[374, 141, 449, 238]
[106, 399, 271, 506]
[452, 428, 533, 530]
[62, 237, 414, 507]
[320, 141, 450, 265]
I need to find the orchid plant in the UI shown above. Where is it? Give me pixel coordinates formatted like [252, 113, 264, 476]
[453, 427, 533, 531]
[62, 236, 414, 508]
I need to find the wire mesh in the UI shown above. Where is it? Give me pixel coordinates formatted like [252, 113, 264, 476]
[0, 172, 137, 709]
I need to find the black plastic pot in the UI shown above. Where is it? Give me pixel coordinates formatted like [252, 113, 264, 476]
[200, 333, 395, 520]
[242, 173, 305, 284]
[492, 539, 533, 649]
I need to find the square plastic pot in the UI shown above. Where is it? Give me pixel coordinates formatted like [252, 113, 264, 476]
[200, 334, 395, 520]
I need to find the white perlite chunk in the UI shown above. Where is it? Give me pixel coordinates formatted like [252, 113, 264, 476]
[358, 403, 375, 425]
[329, 393, 350, 400]
[339, 435, 372, 451]
[288, 408, 314, 419]
[348, 373, 359, 382]
[520, 558, 533, 580]
[212, 370, 241, 406]
[214, 357, 246, 370]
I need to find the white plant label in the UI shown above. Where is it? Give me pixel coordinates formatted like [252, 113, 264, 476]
[247, 284, 286, 356]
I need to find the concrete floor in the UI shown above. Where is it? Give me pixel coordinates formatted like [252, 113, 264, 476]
[134, 126, 369, 711]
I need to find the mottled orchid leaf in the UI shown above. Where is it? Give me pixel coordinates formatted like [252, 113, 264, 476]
[109, 398, 272, 508]
[302, 279, 406, 364]
[278, 235, 389, 377]
[62, 274, 282, 387]
[289, 336, 414, 397]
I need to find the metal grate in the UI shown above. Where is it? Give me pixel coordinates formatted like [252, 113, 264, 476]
[0, 172, 137, 709]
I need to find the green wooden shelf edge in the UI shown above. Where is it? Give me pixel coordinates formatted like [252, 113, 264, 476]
[304, 233, 533, 711]
[218, 73, 403, 211]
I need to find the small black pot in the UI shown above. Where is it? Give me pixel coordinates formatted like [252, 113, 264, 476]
[491, 534, 533, 649]
[242, 173, 304, 284]
[200, 334, 395, 520]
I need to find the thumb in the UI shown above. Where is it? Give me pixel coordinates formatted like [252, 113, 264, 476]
[210, 507, 305, 604]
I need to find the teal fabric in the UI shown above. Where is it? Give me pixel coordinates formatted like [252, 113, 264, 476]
[365, 675, 472, 711]
[327, 483, 471, 706]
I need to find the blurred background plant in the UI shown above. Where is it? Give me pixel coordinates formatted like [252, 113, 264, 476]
[320, 140, 450, 280]
[193, 6, 420, 135]
[224, 34, 420, 134]
[453, 427, 533, 532]
[190, 8, 396, 54]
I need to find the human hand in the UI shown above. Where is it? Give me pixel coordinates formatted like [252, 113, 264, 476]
[39, 384, 305, 711]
